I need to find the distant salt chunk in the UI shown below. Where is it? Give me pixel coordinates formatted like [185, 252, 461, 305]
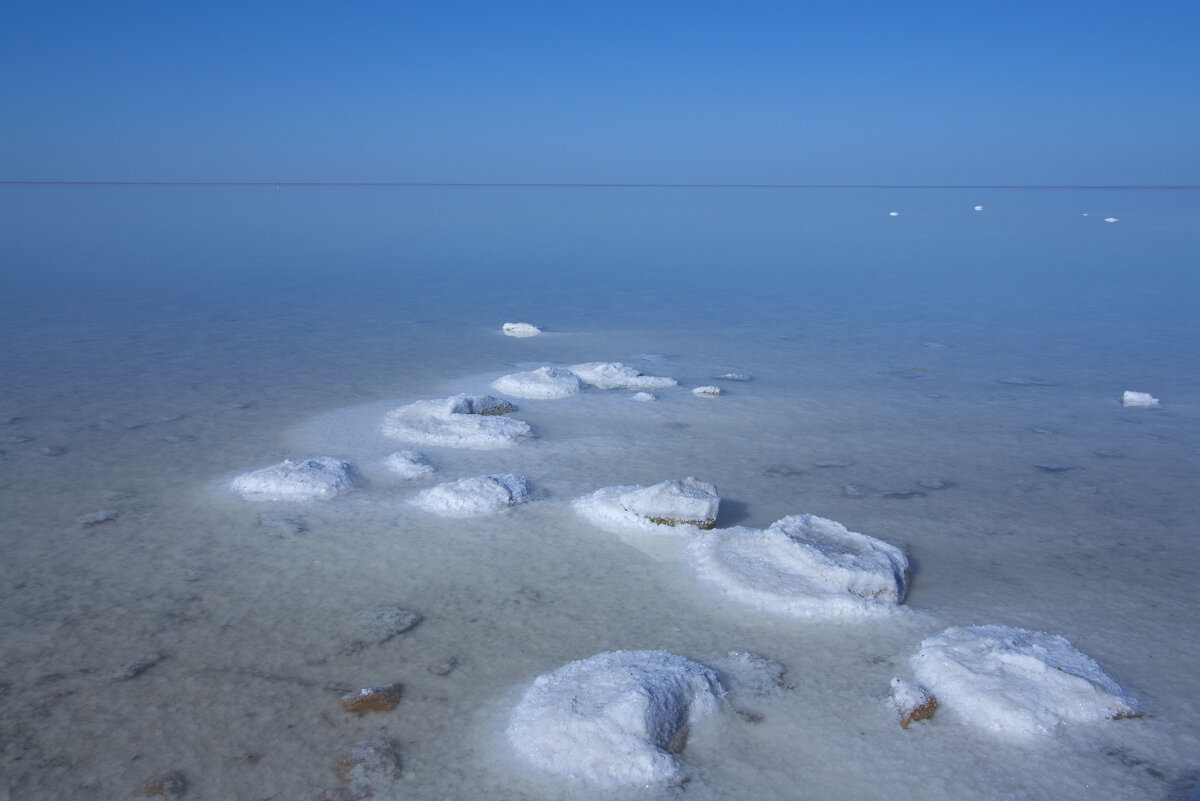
[888, 678, 937, 729]
[506, 650, 723, 787]
[491, 366, 582, 399]
[502, 322, 541, 337]
[687, 514, 909, 617]
[576, 477, 719, 533]
[384, 451, 435, 479]
[716, 372, 751, 381]
[910, 625, 1142, 736]
[382, 397, 530, 449]
[889, 211, 900, 217]
[231, 458, 355, 501]
[632, 392, 656, 402]
[974, 205, 984, 211]
[410, 474, 529, 517]
[1123, 390, 1160, 407]
[569, 362, 678, 391]
[692, 385, 722, 397]
[1104, 217, 1119, 223]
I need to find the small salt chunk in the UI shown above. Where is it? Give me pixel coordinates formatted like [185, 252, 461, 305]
[619, 477, 720, 529]
[384, 450, 435, 480]
[231, 457, 355, 501]
[973, 205, 983, 211]
[341, 683, 402, 713]
[711, 652, 791, 695]
[411, 474, 530, 517]
[502, 322, 541, 337]
[889, 211, 900, 216]
[382, 398, 530, 449]
[717, 372, 751, 381]
[632, 392, 656, 402]
[491, 366, 582, 399]
[1123, 390, 1159, 407]
[569, 362, 677, 390]
[1104, 217, 1119, 223]
[692, 385, 722, 396]
[445, 393, 514, 416]
[889, 678, 937, 729]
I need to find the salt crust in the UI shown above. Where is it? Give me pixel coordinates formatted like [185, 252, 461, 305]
[384, 450, 435, 480]
[506, 650, 723, 787]
[230, 457, 355, 501]
[574, 478, 720, 532]
[692, 385, 722, 396]
[687, 514, 909, 617]
[632, 392, 656, 401]
[1123, 390, 1160, 407]
[910, 625, 1142, 736]
[568, 362, 678, 391]
[491, 366, 583, 399]
[502, 322, 541, 337]
[410, 474, 529, 517]
[381, 395, 530, 449]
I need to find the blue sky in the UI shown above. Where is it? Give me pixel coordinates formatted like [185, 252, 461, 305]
[2, 1, 1197, 184]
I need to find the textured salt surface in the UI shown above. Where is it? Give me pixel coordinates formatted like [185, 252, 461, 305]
[384, 450, 436, 479]
[491, 366, 583, 399]
[502, 322, 541, 337]
[381, 397, 531, 448]
[575, 478, 720, 533]
[1123, 390, 1160, 407]
[230, 457, 355, 501]
[410, 474, 530, 517]
[568, 362, 678, 390]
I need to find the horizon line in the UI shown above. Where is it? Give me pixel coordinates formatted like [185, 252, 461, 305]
[2, 180, 1199, 190]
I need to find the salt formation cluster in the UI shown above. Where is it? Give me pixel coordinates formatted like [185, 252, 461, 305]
[230, 457, 355, 501]
[506, 650, 723, 787]
[568, 362, 678, 390]
[688, 514, 909, 617]
[491, 366, 583, 399]
[384, 450, 435, 480]
[1123, 390, 1160, 407]
[574, 477, 720, 532]
[410, 474, 529, 517]
[910, 625, 1142, 735]
[382, 394, 530, 448]
[502, 322, 541, 337]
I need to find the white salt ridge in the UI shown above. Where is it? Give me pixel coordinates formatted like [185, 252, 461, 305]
[384, 450, 435, 480]
[568, 362, 678, 391]
[230, 457, 355, 501]
[687, 514, 909, 617]
[410, 474, 529, 517]
[506, 650, 723, 788]
[491, 366, 582, 399]
[1123, 390, 1160, 407]
[910, 625, 1142, 736]
[575, 478, 720, 533]
[502, 322, 541, 337]
[382, 396, 530, 449]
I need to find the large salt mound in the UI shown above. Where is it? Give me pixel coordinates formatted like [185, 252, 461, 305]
[687, 514, 909, 616]
[410, 474, 529, 517]
[506, 650, 723, 787]
[910, 625, 1142, 736]
[491, 366, 583, 399]
[574, 477, 720, 532]
[568, 362, 678, 391]
[230, 457, 355, 501]
[382, 395, 530, 449]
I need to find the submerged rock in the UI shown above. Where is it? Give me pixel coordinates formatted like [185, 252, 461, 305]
[137, 771, 186, 797]
[568, 362, 677, 391]
[347, 606, 422, 650]
[889, 678, 937, 729]
[491, 366, 583, 399]
[382, 397, 530, 449]
[334, 738, 401, 783]
[410, 474, 529, 517]
[341, 683, 402, 713]
[77, 508, 122, 527]
[258, 512, 308, 537]
[231, 458, 355, 501]
[502, 322, 541, 337]
[506, 650, 723, 787]
[113, 652, 165, 680]
[575, 478, 720, 532]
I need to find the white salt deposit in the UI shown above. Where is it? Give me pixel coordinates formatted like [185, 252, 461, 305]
[444, 393, 515, 416]
[910, 625, 1142, 736]
[491, 366, 582, 399]
[1105, 217, 1119, 223]
[1122, 390, 1160, 407]
[632, 391, 656, 401]
[889, 211, 900, 217]
[692, 385, 722, 396]
[568, 362, 678, 390]
[410, 474, 529, 517]
[687, 514, 909, 617]
[502, 322, 541, 337]
[382, 397, 531, 449]
[506, 650, 723, 787]
[229, 457, 355, 501]
[575, 478, 720, 533]
[384, 450, 435, 480]
[974, 205, 984, 211]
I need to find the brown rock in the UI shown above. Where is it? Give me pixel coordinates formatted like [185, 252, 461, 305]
[334, 738, 400, 783]
[340, 684, 401, 713]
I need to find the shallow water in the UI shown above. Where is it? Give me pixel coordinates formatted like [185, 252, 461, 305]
[1, 186, 1198, 800]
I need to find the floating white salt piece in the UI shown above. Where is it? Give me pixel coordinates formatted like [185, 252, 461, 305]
[910, 625, 1142, 736]
[410, 474, 529, 517]
[692, 385, 722, 396]
[568, 362, 678, 390]
[888, 211, 900, 217]
[384, 450, 435, 480]
[1104, 217, 1119, 223]
[687, 514, 909, 617]
[632, 392, 656, 402]
[888, 678, 937, 729]
[575, 478, 720, 533]
[1123, 390, 1159, 407]
[382, 397, 531, 449]
[502, 322, 541, 337]
[506, 650, 723, 787]
[491, 366, 582, 399]
[716, 372, 751, 381]
[230, 457, 355, 501]
[973, 205, 983, 211]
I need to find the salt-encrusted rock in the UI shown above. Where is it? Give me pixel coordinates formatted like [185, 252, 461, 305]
[445, 393, 514, 416]
[910, 625, 1142, 736]
[258, 512, 307, 537]
[687, 514, 909, 617]
[77, 508, 121, 527]
[113, 652, 165, 680]
[1123, 390, 1160, 407]
[491, 366, 583, 399]
[888, 678, 937, 729]
[692, 385, 722, 396]
[411, 474, 529, 517]
[506, 650, 723, 787]
[575, 478, 720, 533]
[341, 683, 402, 713]
[502, 322, 541, 337]
[334, 738, 401, 783]
[352, 606, 421, 643]
[230, 457, 355, 501]
[568, 362, 678, 391]
[382, 397, 531, 449]
[384, 450, 435, 480]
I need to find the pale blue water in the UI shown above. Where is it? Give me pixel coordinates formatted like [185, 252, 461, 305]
[1, 186, 1198, 800]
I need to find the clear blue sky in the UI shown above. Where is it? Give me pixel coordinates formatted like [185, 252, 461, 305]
[2, 0, 1197, 184]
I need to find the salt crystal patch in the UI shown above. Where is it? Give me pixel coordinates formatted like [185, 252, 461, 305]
[569, 362, 677, 390]
[1122, 390, 1159, 407]
[502, 322, 541, 337]
[230, 458, 355, 501]
[910, 625, 1142, 736]
[491, 366, 582, 399]
[384, 451, 434, 479]
[506, 650, 723, 787]
[382, 398, 530, 449]
[410, 474, 529, 517]
[692, 385, 721, 396]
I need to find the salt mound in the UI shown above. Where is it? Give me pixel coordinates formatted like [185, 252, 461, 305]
[502, 322, 541, 337]
[692, 385, 721, 396]
[687, 514, 909, 617]
[384, 450, 435, 480]
[568, 362, 677, 391]
[575, 478, 720, 532]
[1123, 390, 1160, 407]
[230, 457, 355, 501]
[491, 366, 582, 399]
[910, 625, 1142, 736]
[382, 396, 530, 449]
[506, 650, 723, 787]
[410, 474, 529, 517]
